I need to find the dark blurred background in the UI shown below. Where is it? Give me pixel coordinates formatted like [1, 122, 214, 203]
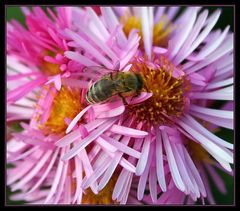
[6, 6, 234, 205]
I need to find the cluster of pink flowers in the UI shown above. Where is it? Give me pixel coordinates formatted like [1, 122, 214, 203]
[6, 6, 233, 205]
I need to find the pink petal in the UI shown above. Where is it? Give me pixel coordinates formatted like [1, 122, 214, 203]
[171, 143, 196, 195]
[7, 146, 38, 163]
[162, 130, 185, 192]
[62, 118, 117, 161]
[178, 118, 233, 167]
[190, 104, 233, 119]
[82, 156, 111, 189]
[141, 7, 152, 60]
[137, 143, 153, 200]
[66, 105, 92, 134]
[65, 51, 99, 67]
[55, 129, 82, 147]
[100, 134, 141, 159]
[168, 8, 197, 60]
[120, 173, 133, 204]
[155, 128, 166, 192]
[98, 135, 131, 191]
[95, 136, 117, 153]
[135, 135, 151, 175]
[65, 29, 113, 69]
[190, 110, 233, 130]
[110, 124, 148, 138]
[149, 167, 157, 203]
[44, 148, 65, 204]
[72, 156, 83, 204]
[129, 92, 153, 105]
[7, 77, 46, 103]
[87, 7, 109, 40]
[7, 72, 41, 81]
[27, 148, 60, 194]
[112, 170, 129, 200]
[96, 105, 125, 118]
[98, 151, 124, 191]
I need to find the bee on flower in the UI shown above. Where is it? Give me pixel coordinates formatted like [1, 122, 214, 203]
[6, 6, 233, 205]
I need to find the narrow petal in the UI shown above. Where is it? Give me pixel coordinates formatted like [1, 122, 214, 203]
[149, 167, 157, 203]
[27, 148, 60, 194]
[137, 143, 153, 200]
[206, 77, 233, 90]
[62, 118, 117, 160]
[155, 128, 166, 192]
[177, 118, 233, 165]
[182, 147, 206, 197]
[44, 148, 65, 204]
[62, 78, 90, 89]
[110, 124, 148, 138]
[129, 92, 153, 105]
[66, 105, 92, 134]
[141, 7, 152, 59]
[184, 114, 233, 149]
[7, 77, 46, 103]
[190, 104, 233, 119]
[65, 51, 99, 67]
[82, 155, 111, 189]
[135, 134, 151, 175]
[55, 129, 82, 147]
[162, 130, 185, 192]
[112, 170, 129, 200]
[96, 105, 125, 118]
[100, 134, 141, 158]
[65, 29, 113, 69]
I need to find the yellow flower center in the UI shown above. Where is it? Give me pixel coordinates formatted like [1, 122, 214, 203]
[121, 14, 173, 48]
[82, 175, 118, 205]
[39, 86, 83, 135]
[128, 56, 190, 127]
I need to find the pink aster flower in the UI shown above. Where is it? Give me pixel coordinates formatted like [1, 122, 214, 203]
[55, 6, 233, 204]
[7, 6, 86, 106]
[7, 83, 93, 204]
[7, 6, 144, 205]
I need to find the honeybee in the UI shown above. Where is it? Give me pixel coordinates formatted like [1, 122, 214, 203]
[85, 67, 143, 105]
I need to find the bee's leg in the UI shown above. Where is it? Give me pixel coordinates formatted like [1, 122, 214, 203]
[136, 89, 141, 96]
[118, 93, 128, 105]
[144, 86, 150, 93]
[110, 72, 113, 80]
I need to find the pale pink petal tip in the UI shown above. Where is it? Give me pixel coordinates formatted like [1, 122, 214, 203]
[66, 105, 92, 134]
[54, 74, 62, 91]
[110, 124, 148, 138]
[45, 75, 62, 91]
[129, 92, 153, 105]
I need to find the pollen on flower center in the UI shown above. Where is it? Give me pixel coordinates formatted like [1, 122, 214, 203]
[40, 86, 83, 135]
[82, 175, 118, 205]
[121, 14, 173, 48]
[128, 56, 190, 126]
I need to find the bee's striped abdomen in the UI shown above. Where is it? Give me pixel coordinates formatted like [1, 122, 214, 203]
[86, 78, 114, 104]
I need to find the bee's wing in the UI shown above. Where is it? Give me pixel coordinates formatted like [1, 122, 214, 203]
[83, 66, 113, 75]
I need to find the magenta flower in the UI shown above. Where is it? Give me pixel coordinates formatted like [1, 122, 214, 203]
[56, 6, 233, 204]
